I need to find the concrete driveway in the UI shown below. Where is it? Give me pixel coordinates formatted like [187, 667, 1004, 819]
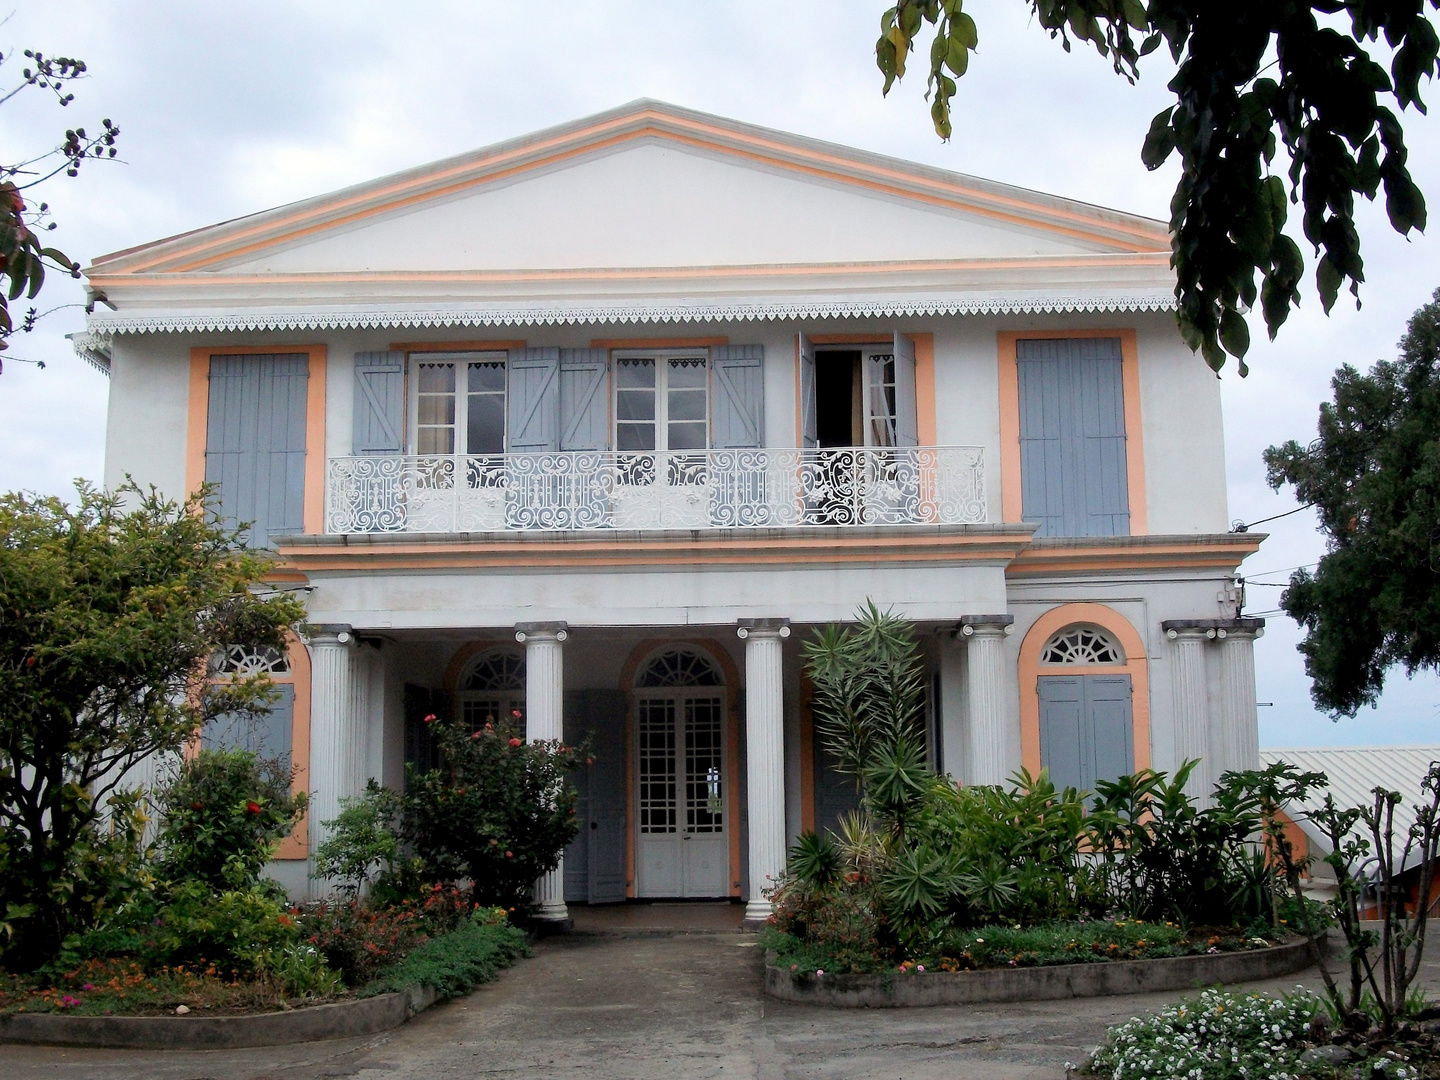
[7, 919, 1435, 1080]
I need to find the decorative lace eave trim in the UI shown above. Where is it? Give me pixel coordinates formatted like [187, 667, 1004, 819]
[83, 293, 1177, 336]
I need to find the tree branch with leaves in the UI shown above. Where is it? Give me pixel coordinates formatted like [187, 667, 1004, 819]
[0, 48, 119, 374]
[876, 1, 1436, 374]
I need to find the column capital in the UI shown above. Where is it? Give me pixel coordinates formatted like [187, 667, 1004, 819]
[515, 621, 569, 643]
[305, 623, 354, 648]
[956, 614, 1014, 639]
[1163, 617, 1265, 642]
[737, 618, 790, 640]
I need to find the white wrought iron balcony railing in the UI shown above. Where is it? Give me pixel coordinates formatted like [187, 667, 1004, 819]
[325, 447, 987, 534]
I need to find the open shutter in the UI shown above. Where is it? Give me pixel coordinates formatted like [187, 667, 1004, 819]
[893, 332, 919, 447]
[205, 353, 308, 547]
[559, 348, 608, 451]
[507, 347, 561, 453]
[353, 351, 404, 454]
[1017, 338, 1130, 537]
[798, 332, 817, 448]
[712, 344, 765, 449]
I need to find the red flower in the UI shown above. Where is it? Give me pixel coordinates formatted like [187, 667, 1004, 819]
[246, 800, 262, 814]
[471, 731, 482, 739]
[586, 757, 594, 766]
[505, 850, 513, 858]
[422, 713, 437, 725]
[508, 737, 522, 748]
[191, 802, 203, 811]
[485, 722, 493, 731]
[510, 709, 522, 719]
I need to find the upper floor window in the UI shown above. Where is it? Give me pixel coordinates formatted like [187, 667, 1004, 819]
[412, 353, 507, 455]
[1016, 337, 1130, 538]
[798, 332, 918, 450]
[615, 353, 710, 452]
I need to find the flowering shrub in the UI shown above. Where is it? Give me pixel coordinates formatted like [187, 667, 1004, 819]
[1089, 987, 1321, 1080]
[302, 884, 471, 985]
[153, 749, 305, 891]
[403, 715, 587, 912]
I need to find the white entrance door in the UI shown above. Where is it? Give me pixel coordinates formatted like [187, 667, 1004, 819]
[635, 692, 728, 897]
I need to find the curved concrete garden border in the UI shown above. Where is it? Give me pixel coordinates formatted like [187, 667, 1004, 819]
[0, 984, 437, 1049]
[765, 936, 1323, 1008]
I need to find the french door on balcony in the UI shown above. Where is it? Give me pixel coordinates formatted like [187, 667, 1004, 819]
[634, 691, 729, 898]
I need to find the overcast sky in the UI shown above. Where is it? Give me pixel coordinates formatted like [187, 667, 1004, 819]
[1, 1, 1437, 748]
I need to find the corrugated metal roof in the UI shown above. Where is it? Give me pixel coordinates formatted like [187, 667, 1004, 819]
[1260, 746, 1440, 859]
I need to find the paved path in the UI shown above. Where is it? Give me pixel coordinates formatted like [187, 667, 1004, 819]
[8, 924, 1439, 1080]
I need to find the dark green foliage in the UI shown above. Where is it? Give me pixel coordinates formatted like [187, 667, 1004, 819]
[803, 601, 928, 783]
[402, 715, 587, 913]
[360, 915, 529, 999]
[0, 482, 305, 970]
[876, 2, 1438, 373]
[302, 885, 471, 986]
[1265, 291, 1440, 716]
[153, 749, 306, 892]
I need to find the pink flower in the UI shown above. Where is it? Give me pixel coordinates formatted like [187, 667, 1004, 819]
[82, 983, 94, 991]
[423, 713, 437, 724]
[916, 965, 925, 973]
[814, 969, 823, 978]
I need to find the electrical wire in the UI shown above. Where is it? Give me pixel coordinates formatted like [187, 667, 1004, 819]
[1230, 503, 1314, 532]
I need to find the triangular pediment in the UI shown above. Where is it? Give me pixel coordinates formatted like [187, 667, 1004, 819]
[88, 101, 1168, 280]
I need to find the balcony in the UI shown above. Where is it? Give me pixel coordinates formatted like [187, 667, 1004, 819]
[325, 447, 987, 534]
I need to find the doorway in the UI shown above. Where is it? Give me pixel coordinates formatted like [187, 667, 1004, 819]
[633, 647, 729, 898]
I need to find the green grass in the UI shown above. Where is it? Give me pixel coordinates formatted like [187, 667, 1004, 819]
[764, 918, 1276, 976]
[360, 918, 529, 999]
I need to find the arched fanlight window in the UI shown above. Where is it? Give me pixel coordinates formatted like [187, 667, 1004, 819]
[212, 644, 290, 676]
[459, 649, 526, 732]
[636, 647, 723, 688]
[1040, 625, 1124, 665]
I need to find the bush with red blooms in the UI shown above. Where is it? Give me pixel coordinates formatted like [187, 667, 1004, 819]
[153, 748, 306, 891]
[302, 883, 471, 985]
[402, 715, 587, 915]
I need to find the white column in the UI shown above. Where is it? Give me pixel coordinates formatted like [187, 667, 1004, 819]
[1166, 625, 1214, 804]
[960, 616, 1014, 786]
[738, 620, 790, 925]
[308, 626, 360, 891]
[516, 622, 569, 923]
[1214, 623, 1264, 778]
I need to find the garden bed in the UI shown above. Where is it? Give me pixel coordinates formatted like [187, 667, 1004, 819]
[763, 932, 1322, 1008]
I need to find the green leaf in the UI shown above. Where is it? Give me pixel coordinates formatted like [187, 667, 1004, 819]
[1219, 308, 1251, 359]
[1317, 256, 1343, 313]
[1141, 108, 1175, 170]
[945, 33, 970, 77]
[952, 11, 977, 50]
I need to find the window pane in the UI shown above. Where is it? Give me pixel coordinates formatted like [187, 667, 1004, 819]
[616, 358, 656, 389]
[417, 363, 455, 393]
[467, 394, 505, 455]
[418, 394, 456, 426]
[667, 358, 707, 388]
[467, 361, 505, 392]
[667, 388, 707, 421]
[667, 421, 707, 450]
[616, 389, 656, 421]
[417, 427, 454, 455]
[617, 422, 656, 451]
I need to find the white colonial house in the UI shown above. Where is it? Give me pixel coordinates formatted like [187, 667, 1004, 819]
[78, 101, 1264, 923]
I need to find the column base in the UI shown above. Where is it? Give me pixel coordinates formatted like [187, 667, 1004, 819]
[532, 900, 571, 923]
[743, 899, 772, 928]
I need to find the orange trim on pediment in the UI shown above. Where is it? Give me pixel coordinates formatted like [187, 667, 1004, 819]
[1006, 535, 1261, 577]
[90, 107, 1169, 277]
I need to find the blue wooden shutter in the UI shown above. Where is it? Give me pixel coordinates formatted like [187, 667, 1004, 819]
[507, 347, 560, 453]
[1037, 675, 1086, 792]
[1086, 674, 1134, 788]
[353, 351, 404, 454]
[559, 348, 608, 451]
[712, 344, 765, 449]
[1016, 338, 1129, 537]
[798, 333, 817, 448]
[205, 353, 309, 547]
[203, 683, 295, 764]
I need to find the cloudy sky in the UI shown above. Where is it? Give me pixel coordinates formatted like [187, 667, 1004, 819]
[1, 1, 1437, 747]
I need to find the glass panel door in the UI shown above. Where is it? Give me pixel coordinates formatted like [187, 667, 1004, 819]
[635, 692, 728, 897]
